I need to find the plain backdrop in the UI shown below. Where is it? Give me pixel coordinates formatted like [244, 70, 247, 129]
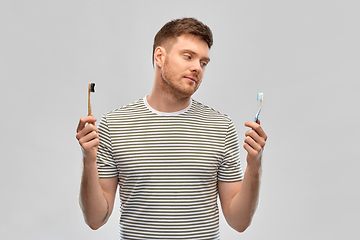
[1, 0, 359, 239]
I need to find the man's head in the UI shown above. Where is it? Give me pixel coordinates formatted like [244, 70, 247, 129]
[152, 18, 213, 66]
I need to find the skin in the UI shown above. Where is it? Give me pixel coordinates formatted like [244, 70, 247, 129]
[76, 33, 267, 232]
[147, 34, 210, 112]
[218, 119, 267, 232]
[76, 116, 117, 230]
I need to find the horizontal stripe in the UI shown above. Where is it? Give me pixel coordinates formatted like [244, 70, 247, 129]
[97, 97, 243, 239]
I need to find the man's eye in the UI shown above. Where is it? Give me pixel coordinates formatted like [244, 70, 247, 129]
[184, 55, 191, 59]
[201, 62, 208, 67]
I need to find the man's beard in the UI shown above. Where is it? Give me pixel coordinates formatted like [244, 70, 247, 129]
[161, 61, 200, 99]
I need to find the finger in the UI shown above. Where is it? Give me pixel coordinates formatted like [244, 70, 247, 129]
[80, 141, 100, 158]
[244, 121, 267, 141]
[80, 136, 99, 151]
[245, 130, 266, 148]
[77, 116, 97, 133]
[244, 136, 262, 153]
[78, 130, 99, 146]
[76, 123, 98, 141]
[243, 142, 259, 157]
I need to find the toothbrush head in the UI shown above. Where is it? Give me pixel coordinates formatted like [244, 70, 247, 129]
[89, 82, 95, 93]
[257, 92, 263, 102]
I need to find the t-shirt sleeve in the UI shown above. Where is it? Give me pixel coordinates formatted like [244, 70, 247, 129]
[97, 115, 119, 178]
[217, 119, 244, 182]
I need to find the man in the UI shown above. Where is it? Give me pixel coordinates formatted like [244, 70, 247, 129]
[76, 17, 267, 239]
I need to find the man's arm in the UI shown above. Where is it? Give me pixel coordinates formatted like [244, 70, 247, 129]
[76, 116, 118, 230]
[218, 120, 267, 232]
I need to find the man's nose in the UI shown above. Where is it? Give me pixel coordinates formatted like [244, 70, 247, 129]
[190, 61, 202, 73]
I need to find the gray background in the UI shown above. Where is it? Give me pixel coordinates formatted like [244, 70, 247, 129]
[1, 0, 359, 239]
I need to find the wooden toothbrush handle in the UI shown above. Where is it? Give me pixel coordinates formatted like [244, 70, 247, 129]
[88, 83, 92, 116]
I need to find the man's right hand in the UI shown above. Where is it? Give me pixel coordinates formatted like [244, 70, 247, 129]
[76, 115, 117, 230]
[76, 115, 99, 163]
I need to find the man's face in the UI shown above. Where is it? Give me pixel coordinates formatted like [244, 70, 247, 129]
[160, 34, 210, 98]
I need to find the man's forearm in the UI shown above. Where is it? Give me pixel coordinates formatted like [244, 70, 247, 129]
[226, 165, 262, 232]
[79, 160, 109, 230]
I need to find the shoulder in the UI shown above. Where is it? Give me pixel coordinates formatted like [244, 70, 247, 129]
[102, 98, 149, 119]
[189, 99, 233, 123]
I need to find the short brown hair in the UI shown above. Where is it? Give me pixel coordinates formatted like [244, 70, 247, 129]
[152, 17, 213, 65]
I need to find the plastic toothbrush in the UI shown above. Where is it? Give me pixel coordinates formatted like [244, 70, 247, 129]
[254, 92, 263, 123]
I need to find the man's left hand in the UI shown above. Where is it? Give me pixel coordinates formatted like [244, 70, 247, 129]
[243, 120, 268, 168]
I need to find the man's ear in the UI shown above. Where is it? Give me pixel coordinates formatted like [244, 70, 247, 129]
[154, 46, 165, 68]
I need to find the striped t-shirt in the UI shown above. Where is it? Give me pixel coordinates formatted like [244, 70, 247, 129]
[97, 97, 243, 239]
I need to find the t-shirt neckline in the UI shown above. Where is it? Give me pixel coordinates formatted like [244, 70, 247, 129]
[143, 96, 192, 116]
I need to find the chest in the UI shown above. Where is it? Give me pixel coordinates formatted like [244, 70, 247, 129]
[109, 119, 227, 180]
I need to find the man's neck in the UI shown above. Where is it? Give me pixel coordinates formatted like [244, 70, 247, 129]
[146, 91, 191, 113]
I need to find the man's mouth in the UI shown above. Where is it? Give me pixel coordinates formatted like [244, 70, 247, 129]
[184, 77, 197, 83]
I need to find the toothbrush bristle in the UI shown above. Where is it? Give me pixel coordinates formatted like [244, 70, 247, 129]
[90, 83, 95, 92]
[257, 92, 263, 101]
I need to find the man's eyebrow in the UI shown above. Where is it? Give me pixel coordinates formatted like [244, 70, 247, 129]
[181, 49, 210, 62]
